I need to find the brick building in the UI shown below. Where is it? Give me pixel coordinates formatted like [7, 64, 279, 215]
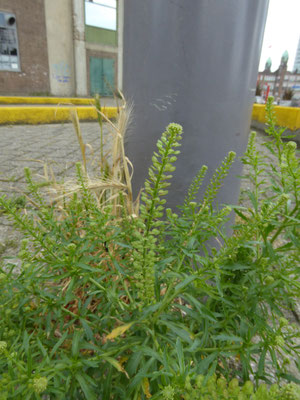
[257, 51, 300, 102]
[0, 0, 122, 96]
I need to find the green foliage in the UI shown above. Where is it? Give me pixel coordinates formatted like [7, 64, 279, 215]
[0, 97, 299, 398]
[0, 195, 25, 215]
[160, 374, 300, 399]
[132, 123, 182, 304]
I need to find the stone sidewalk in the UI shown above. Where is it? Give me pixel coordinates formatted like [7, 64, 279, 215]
[0, 122, 110, 195]
[0, 121, 111, 259]
[0, 122, 270, 259]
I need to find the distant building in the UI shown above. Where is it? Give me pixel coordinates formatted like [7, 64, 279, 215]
[293, 36, 300, 73]
[257, 51, 300, 101]
[0, 0, 122, 96]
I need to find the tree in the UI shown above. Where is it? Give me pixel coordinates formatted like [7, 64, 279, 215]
[282, 88, 294, 100]
[255, 83, 262, 96]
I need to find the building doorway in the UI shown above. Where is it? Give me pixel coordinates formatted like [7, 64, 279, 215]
[89, 56, 115, 96]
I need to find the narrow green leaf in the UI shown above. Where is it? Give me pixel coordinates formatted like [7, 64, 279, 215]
[196, 352, 218, 375]
[81, 319, 94, 341]
[128, 357, 156, 390]
[174, 275, 196, 292]
[258, 347, 267, 377]
[183, 293, 218, 322]
[103, 356, 129, 378]
[280, 373, 300, 384]
[50, 331, 68, 358]
[75, 373, 97, 400]
[213, 334, 243, 343]
[102, 365, 113, 400]
[139, 347, 164, 364]
[127, 351, 143, 376]
[22, 330, 30, 354]
[36, 337, 49, 359]
[160, 320, 193, 344]
[234, 208, 249, 221]
[176, 338, 185, 375]
[72, 330, 82, 357]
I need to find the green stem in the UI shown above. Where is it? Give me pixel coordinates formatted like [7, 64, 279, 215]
[0, 200, 62, 262]
[195, 344, 242, 353]
[152, 254, 186, 323]
[144, 140, 173, 236]
[95, 94, 104, 171]
[270, 205, 298, 244]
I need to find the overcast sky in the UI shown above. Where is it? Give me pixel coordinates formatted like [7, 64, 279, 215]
[259, 0, 300, 72]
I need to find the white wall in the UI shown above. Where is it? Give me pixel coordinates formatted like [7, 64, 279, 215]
[44, 0, 76, 96]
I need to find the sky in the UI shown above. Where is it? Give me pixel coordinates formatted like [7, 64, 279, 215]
[85, 0, 116, 31]
[259, 0, 300, 72]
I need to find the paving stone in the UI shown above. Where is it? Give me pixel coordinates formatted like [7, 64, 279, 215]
[0, 120, 266, 246]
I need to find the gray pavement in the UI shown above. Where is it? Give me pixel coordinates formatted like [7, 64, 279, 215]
[0, 123, 291, 252]
[0, 122, 269, 260]
[0, 121, 112, 259]
[0, 122, 109, 195]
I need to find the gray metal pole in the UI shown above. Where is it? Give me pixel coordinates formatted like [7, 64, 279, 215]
[123, 0, 269, 209]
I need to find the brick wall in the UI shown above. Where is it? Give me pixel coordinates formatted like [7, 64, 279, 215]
[0, 0, 50, 95]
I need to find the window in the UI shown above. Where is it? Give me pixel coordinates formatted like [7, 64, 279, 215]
[85, 0, 117, 31]
[265, 75, 275, 82]
[0, 12, 20, 71]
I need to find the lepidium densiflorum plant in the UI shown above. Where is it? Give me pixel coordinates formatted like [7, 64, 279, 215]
[163, 150, 236, 274]
[161, 373, 300, 400]
[0, 97, 299, 399]
[131, 123, 182, 305]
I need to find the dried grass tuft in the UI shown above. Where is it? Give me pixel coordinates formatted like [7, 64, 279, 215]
[47, 96, 137, 217]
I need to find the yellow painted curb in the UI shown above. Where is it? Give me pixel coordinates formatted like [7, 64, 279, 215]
[0, 96, 96, 105]
[252, 104, 300, 131]
[0, 106, 117, 125]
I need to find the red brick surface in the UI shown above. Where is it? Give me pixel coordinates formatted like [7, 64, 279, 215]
[0, 0, 50, 95]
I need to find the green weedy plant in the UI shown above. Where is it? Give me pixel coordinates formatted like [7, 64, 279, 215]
[0, 97, 299, 399]
[132, 123, 182, 305]
[160, 374, 300, 400]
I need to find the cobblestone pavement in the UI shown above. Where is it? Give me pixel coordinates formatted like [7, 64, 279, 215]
[0, 122, 111, 259]
[0, 122, 110, 195]
[0, 123, 270, 259]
